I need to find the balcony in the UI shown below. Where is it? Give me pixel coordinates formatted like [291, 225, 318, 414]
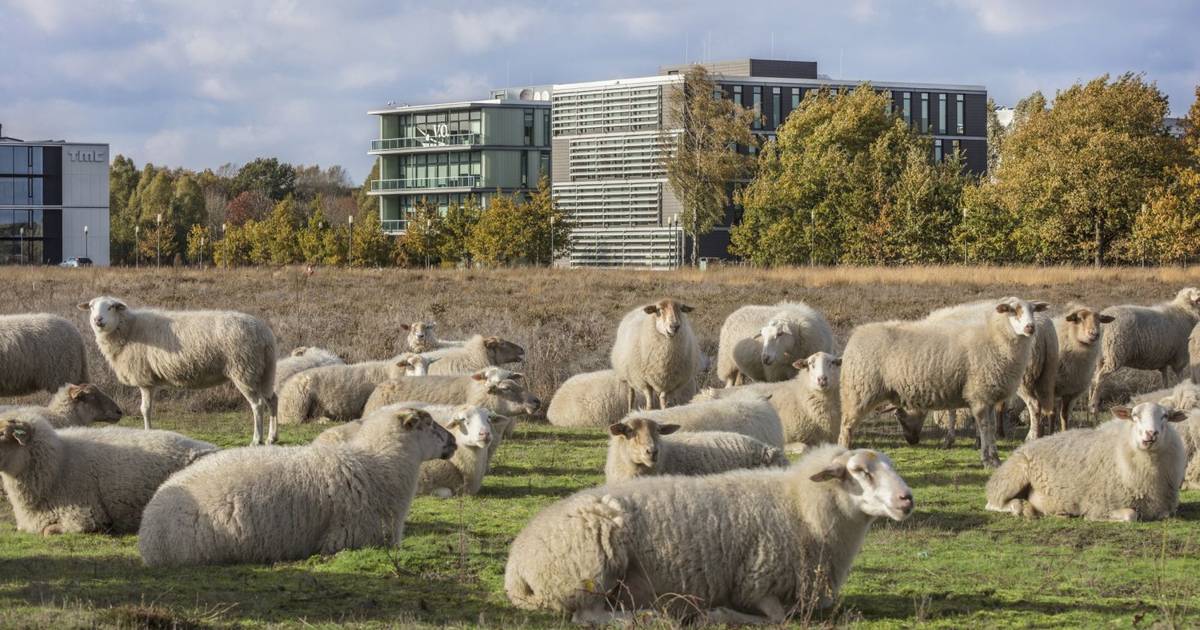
[370, 133, 482, 151]
[381, 219, 406, 233]
[371, 175, 481, 192]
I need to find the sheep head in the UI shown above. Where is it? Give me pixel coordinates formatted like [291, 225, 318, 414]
[792, 352, 842, 391]
[483, 337, 525, 365]
[810, 448, 913, 522]
[756, 318, 794, 367]
[77, 296, 129, 334]
[993, 297, 1048, 337]
[642, 299, 694, 338]
[479, 376, 541, 415]
[402, 322, 437, 351]
[0, 416, 35, 474]
[1062, 306, 1115, 346]
[394, 407, 456, 460]
[1174, 287, 1200, 314]
[608, 417, 679, 470]
[444, 405, 494, 448]
[1111, 403, 1187, 452]
[67, 384, 124, 424]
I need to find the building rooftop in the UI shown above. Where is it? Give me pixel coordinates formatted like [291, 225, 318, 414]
[368, 86, 552, 116]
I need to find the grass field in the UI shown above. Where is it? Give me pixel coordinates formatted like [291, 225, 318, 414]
[2, 265, 1200, 627]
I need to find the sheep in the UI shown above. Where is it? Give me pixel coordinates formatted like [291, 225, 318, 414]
[0, 313, 88, 397]
[363, 370, 541, 420]
[546, 369, 702, 429]
[839, 297, 1047, 468]
[1190, 323, 1200, 383]
[693, 351, 841, 447]
[1133, 380, 1200, 490]
[716, 302, 835, 387]
[277, 354, 411, 424]
[620, 394, 785, 449]
[78, 296, 278, 445]
[0, 383, 124, 428]
[610, 299, 702, 411]
[1052, 306, 1115, 431]
[138, 405, 454, 566]
[985, 402, 1187, 521]
[0, 412, 217, 535]
[604, 417, 788, 483]
[401, 322, 465, 353]
[504, 444, 913, 624]
[422, 335, 524, 375]
[274, 346, 344, 392]
[1088, 288, 1200, 414]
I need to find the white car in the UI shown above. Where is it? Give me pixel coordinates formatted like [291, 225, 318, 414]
[59, 257, 94, 268]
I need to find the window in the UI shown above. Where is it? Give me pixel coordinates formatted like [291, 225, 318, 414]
[938, 94, 947, 134]
[771, 87, 781, 129]
[732, 85, 742, 107]
[791, 88, 801, 110]
[539, 151, 550, 179]
[523, 109, 534, 146]
[956, 95, 965, 134]
[542, 110, 550, 145]
[752, 86, 762, 129]
[920, 93, 929, 133]
[902, 92, 911, 124]
[934, 139, 943, 163]
[521, 152, 529, 187]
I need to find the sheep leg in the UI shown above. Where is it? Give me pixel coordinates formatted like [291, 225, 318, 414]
[1159, 367, 1174, 389]
[642, 387, 656, 411]
[1020, 394, 1041, 442]
[1087, 362, 1112, 416]
[235, 383, 268, 446]
[657, 391, 669, 410]
[942, 409, 957, 448]
[626, 386, 636, 413]
[1057, 394, 1076, 433]
[704, 607, 772, 625]
[974, 404, 1001, 468]
[138, 387, 156, 430]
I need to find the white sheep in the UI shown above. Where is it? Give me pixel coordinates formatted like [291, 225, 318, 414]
[716, 302, 834, 386]
[504, 445, 913, 624]
[275, 346, 344, 392]
[622, 394, 785, 449]
[0, 383, 124, 428]
[277, 354, 409, 424]
[694, 351, 841, 448]
[610, 299, 702, 411]
[604, 417, 788, 483]
[546, 369, 701, 429]
[363, 370, 541, 420]
[422, 335, 524, 375]
[0, 313, 88, 397]
[0, 412, 217, 535]
[839, 297, 1047, 467]
[137, 405, 455, 567]
[1189, 322, 1200, 383]
[1052, 306, 1115, 430]
[985, 402, 1187, 521]
[1133, 380, 1200, 490]
[401, 321, 465, 353]
[78, 297, 278, 445]
[1088, 288, 1200, 413]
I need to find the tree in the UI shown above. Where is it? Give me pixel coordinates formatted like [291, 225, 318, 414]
[396, 200, 443, 267]
[225, 190, 273, 226]
[232, 157, 297, 201]
[171, 174, 206, 253]
[108, 155, 140, 264]
[661, 65, 757, 265]
[350, 210, 391, 267]
[262, 195, 302, 264]
[437, 196, 482, 264]
[185, 224, 213, 266]
[985, 98, 1006, 176]
[467, 180, 570, 266]
[297, 196, 336, 264]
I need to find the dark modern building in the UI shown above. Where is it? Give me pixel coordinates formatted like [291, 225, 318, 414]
[553, 59, 988, 267]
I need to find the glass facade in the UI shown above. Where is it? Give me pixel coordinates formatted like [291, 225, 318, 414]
[377, 110, 482, 149]
[751, 86, 762, 129]
[934, 139, 943, 163]
[956, 94, 965, 134]
[902, 92, 911, 124]
[791, 88, 801, 110]
[771, 87, 781, 129]
[938, 94, 947, 134]
[920, 93, 929, 133]
[524, 109, 535, 146]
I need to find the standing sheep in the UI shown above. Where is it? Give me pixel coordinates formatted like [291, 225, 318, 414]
[0, 313, 88, 397]
[605, 417, 787, 483]
[717, 302, 834, 386]
[504, 445, 913, 624]
[840, 297, 1047, 467]
[78, 297, 278, 445]
[1052, 306, 1115, 431]
[275, 346, 344, 392]
[0, 412, 216, 535]
[0, 383, 124, 428]
[277, 354, 409, 424]
[985, 402, 1187, 521]
[622, 395, 785, 448]
[1088, 288, 1200, 413]
[422, 335, 524, 375]
[546, 368, 701, 428]
[138, 406, 455, 567]
[610, 299, 702, 411]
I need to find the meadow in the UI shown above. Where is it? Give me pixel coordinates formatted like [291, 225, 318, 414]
[2, 264, 1199, 628]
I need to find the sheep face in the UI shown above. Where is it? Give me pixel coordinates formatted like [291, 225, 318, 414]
[608, 418, 679, 470]
[1175, 287, 1200, 315]
[68, 384, 124, 424]
[1111, 403, 1188, 452]
[479, 366, 520, 385]
[810, 449, 913, 522]
[0, 417, 34, 475]
[444, 406, 494, 448]
[400, 353, 433, 376]
[757, 319, 794, 367]
[290, 346, 311, 357]
[792, 352, 842, 391]
[642, 299, 694, 338]
[77, 296, 128, 334]
[402, 322, 436, 351]
[484, 337, 525, 365]
[1063, 307, 1115, 346]
[994, 297, 1048, 337]
[482, 377, 542, 415]
[395, 408, 457, 460]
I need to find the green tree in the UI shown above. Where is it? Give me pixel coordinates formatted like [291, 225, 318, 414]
[396, 200, 443, 267]
[467, 180, 569, 266]
[232, 157, 297, 201]
[185, 224, 213, 266]
[261, 195, 302, 264]
[350, 210, 391, 267]
[985, 98, 1006, 176]
[171, 174, 206, 253]
[297, 197, 336, 264]
[437, 196, 482, 264]
[661, 65, 757, 265]
[108, 155, 140, 264]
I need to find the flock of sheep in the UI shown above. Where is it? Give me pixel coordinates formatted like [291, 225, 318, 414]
[2, 286, 1200, 624]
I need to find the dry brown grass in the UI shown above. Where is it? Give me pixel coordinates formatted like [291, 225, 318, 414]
[4, 264, 1197, 417]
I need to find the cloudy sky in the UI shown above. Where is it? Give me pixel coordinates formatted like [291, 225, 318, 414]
[2, 0, 1196, 181]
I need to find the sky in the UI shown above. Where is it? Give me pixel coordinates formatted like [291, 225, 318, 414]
[1, 0, 1197, 182]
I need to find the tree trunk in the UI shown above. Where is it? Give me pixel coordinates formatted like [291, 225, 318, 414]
[691, 211, 699, 266]
[1094, 214, 1103, 268]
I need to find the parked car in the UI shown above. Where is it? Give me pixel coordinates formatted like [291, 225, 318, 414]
[59, 257, 94, 268]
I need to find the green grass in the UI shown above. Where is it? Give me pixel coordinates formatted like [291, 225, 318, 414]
[1, 413, 1198, 628]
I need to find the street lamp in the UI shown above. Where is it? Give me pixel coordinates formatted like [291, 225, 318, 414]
[221, 223, 227, 268]
[18, 227, 24, 265]
[155, 213, 163, 268]
[347, 214, 354, 266]
[135, 224, 140, 269]
[83, 225, 89, 259]
[549, 215, 555, 268]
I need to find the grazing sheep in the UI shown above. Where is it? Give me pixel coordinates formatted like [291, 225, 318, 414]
[1052, 306, 1115, 431]
[78, 297, 278, 445]
[1190, 323, 1200, 383]
[422, 335, 524, 375]
[275, 346, 344, 392]
[985, 403, 1187, 521]
[0, 412, 216, 535]
[840, 297, 1047, 467]
[363, 370, 541, 420]
[611, 299, 702, 411]
[0, 383, 124, 428]
[605, 418, 787, 483]
[546, 369, 700, 429]
[1088, 288, 1200, 414]
[138, 406, 455, 567]
[0, 313, 88, 397]
[694, 351, 841, 447]
[504, 445, 913, 624]
[717, 302, 835, 386]
[1133, 380, 1200, 490]
[277, 354, 409, 424]
[622, 395, 785, 449]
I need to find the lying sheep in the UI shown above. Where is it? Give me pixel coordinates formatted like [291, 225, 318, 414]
[546, 369, 701, 429]
[611, 299, 702, 411]
[0, 412, 216, 535]
[505, 445, 913, 624]
[78, 297, 278, 445]
[605, 417, 787, 483]
[138, 406, 455, 566]
[422, 335, 524, 375]
[1088, 288, 1200, 413]
[363, 370, 540, 420]
[840, 297, 1047, 467]
[1133, 380, 1200, 490]
[0, 313, 88, 397]
[694, 352, 841, 447]
[1052, 306, 1115, 430]
[622, 395, 785, 449]
[275, 346, 344, 392]
[0, 383, 124, 428]
[277, 354, 410, 424]
[402, 322, 464, 353]
[986, 402, 1186, 521]
[717, 302, 834, 386]
[1190, 323, 1200, 383]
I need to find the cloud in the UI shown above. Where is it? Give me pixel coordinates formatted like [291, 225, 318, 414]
[611, 10, 667, 39]
[449, 6, 539, 54]
[944, 0, 1082, 35]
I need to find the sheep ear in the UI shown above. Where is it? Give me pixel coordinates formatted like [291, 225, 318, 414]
[76, 302, 91, 311]
[994, 303, 1012, 314]
[400, 323, 411, 331]
[1031, 301, 1049, 312]
[832, 357, 843, 366]
[679, 303, 694, 313]
[470, 371, 487, 381]
[1167, 410, 1189, 423]
[642, 304, 658, 315]
[658, 423, 681, 435]
[1099, 314, 1116, 323]
[608, 423, 632, 438]
[67, 384, 86, 400]
[483, 337, 501, 348]
[446, 416, 465, 429]
[1064, 312, 1080, 323]
[792, 359, 809, 370]
[1112, 406, 1133, 421]
[810, 463, 847, 482]
[398, 410, 428, 430]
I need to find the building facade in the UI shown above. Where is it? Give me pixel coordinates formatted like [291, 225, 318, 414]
[368, 88, 552, 233]
[553, 59, 988, 267]
[0, 133, 110, 265]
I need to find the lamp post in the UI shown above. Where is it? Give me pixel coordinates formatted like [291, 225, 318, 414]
[155, 213, 163, 268]
[18, 227, 24, 265]
[83, 225, 89, 259]
[347, 214, 354, 266]
[221, 223, 227, 268]
[549, 215, 555, 268]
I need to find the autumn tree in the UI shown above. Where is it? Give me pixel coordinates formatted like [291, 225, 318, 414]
[262, 195, 302, 264]
[350, 210, 392, 267]
[232, 157, 297, 200]
[225, 190, 273, 226]
[108, 155, 140, 264]
[437, 196, 482, 264]
[396, 200, 443, 267]
[467, 180, 569, 266]
[185, 224, 213, 266]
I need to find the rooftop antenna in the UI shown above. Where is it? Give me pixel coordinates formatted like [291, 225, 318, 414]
[770, 32, 775, 57]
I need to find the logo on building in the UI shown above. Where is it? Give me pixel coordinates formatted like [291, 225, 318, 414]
[68, 149, 107, 163]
